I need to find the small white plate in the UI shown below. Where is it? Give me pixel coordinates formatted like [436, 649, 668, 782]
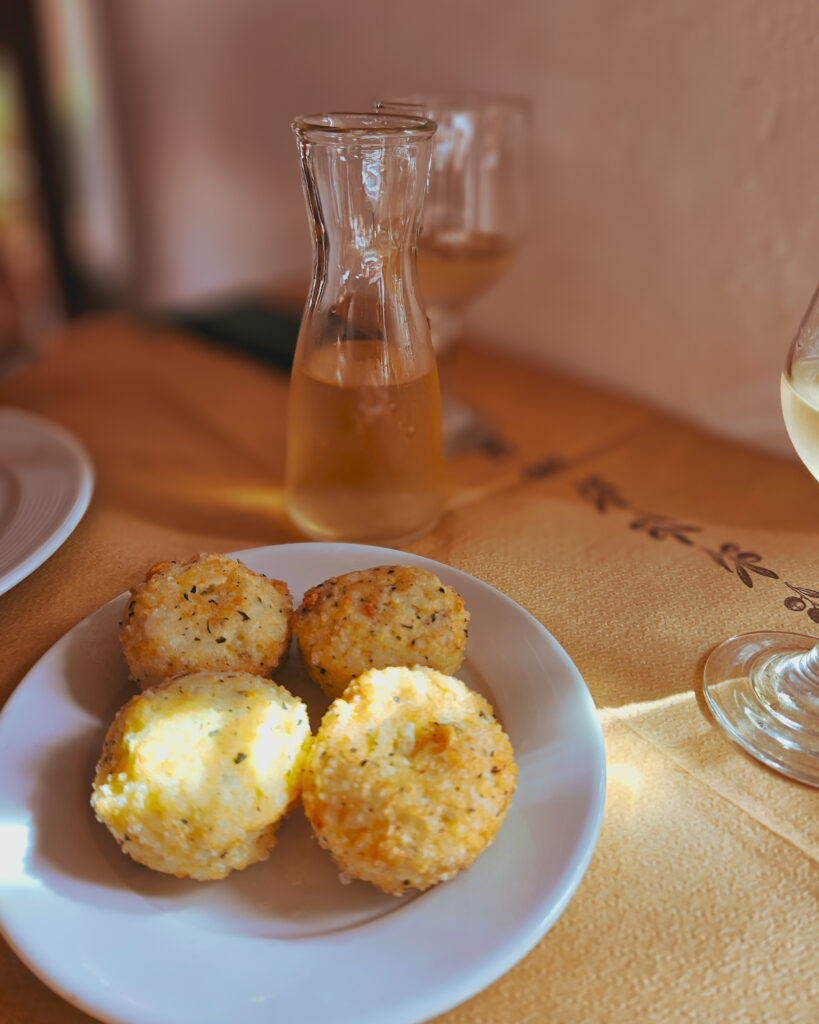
[0, 543, 605, 1024]
[0, 407, 94, 596]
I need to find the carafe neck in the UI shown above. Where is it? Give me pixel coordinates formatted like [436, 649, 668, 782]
[293, 115, 435, 344]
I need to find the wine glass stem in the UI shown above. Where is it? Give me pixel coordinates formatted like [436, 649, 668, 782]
[751, 643, 819, 726]
[778, 645, 819, 708]
[427, 306, 464, 355]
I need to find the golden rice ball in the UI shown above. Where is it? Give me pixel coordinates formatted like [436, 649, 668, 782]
[120, 553, 293, 690]
[90, 670, 312, 880]
[294, 565, 469, 699]
[301, 665, 516, 895]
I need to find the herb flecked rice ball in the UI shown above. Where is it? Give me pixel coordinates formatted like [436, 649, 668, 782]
[294, 565, 470, 699]
[90, 670, 312, 880]
[301, 665, 516, 895]
[120, 553, 293, 690]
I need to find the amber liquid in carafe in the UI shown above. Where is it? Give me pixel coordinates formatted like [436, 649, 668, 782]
[286, 341, 444, 544]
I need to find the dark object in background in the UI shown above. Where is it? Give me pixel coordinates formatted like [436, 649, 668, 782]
[160, 299, 301, 372]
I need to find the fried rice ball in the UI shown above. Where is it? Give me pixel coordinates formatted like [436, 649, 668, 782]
[120, 553, 293, 690]
[301, 666, 516, 895]
[294, 565, 470, 699]
[90, 670, 312, 881]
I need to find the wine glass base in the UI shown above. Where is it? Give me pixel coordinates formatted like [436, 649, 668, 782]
[703, 630, 819, 786]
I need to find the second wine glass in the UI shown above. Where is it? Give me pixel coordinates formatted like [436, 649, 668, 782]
[375, 93, 531, 355]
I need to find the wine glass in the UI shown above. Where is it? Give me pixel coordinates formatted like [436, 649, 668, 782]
[374, 93, 531, 355]
[703, 283, 819, 786]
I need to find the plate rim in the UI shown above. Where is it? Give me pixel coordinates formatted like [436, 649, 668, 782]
[0, 406, 95, 596]
[0, 541, 606, 1024]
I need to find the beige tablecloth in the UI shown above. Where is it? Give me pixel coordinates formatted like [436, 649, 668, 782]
[0, 315, 816, 1023]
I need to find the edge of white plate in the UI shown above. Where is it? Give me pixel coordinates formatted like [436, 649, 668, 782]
[0, 408, 95, 596]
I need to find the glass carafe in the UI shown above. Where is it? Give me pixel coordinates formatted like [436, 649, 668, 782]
[286, 113, 443, 546]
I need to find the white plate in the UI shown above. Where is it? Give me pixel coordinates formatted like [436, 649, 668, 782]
[0, 543, 606, 1024]
[0, 407, 94, 596]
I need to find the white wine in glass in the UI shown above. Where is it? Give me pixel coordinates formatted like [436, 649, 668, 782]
[781, 364, 819, 477]
[703, 283, 819, 786]
[415, 229, 516, 316]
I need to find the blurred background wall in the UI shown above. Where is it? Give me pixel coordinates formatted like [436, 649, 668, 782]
[4, 0, 819, 456]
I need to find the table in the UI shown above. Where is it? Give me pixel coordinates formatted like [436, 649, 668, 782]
[1, 314, 816, 1023]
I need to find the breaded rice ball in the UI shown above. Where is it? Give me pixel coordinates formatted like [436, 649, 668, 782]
[294, 565, 469, 699]
[120, 553, 293, 690]
[301, 666, 516, 895]
[90, 670, 312, 880]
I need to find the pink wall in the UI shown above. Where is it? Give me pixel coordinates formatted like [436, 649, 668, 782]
[57, 0, 819, 455]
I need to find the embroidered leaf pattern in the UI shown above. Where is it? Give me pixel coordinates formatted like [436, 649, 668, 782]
[783, 582, 819, 622]
[524, 456, 567, 480]
[704, 543, 779, 588]
[567, 470, 800, 606]
[629, 513, 701, 546]
[577, 475, 628, 513]
[705, 548, 733, 572]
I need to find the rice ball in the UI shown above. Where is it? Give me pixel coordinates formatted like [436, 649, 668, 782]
[301, 665, 516, 895]
[294, 565, 469, 699]
[120, 553, 293, 690]
[90, 670, 312, 880]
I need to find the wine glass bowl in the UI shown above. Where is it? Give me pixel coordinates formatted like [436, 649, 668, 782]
[375, 93, 531, 354]
[703, 283, 819, 786]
